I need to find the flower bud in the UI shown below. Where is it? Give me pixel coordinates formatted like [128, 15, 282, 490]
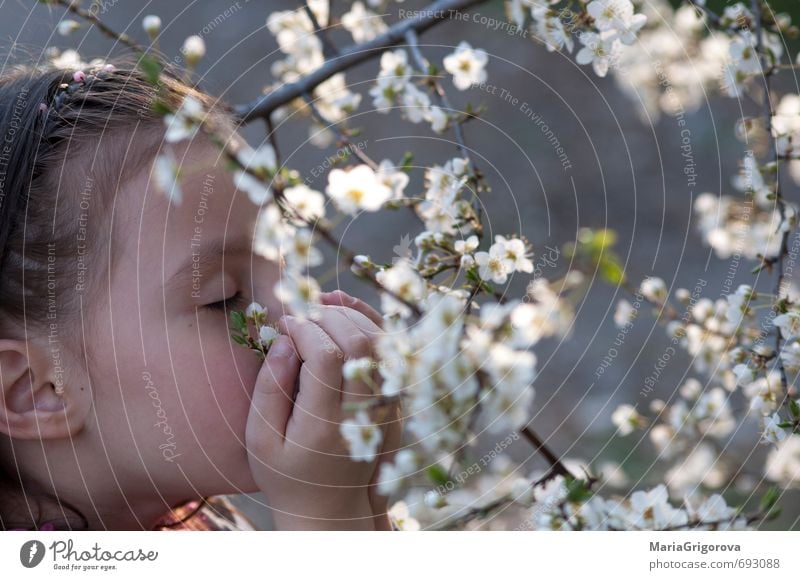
[142, 15, 162, 39]
[182, 35, 206, 66]
[57, 20, 80, 36]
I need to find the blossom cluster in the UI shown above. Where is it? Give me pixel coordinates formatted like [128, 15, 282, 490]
[125, 0, 800, 530]
[508, 0, 648, 77]
[527, 478, 748, 531]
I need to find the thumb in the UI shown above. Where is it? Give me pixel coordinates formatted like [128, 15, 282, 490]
[248, 334, 301, 443]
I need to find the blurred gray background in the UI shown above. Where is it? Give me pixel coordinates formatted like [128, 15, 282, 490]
[6, 0, 799, 529]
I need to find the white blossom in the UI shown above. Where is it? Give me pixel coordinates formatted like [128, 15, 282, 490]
[576, 31, 618, 77]
[340, 410, 383, 461]
[57, 20, 80, 36]
[182, 35, 206, 64]
[762, 412, 788, 445]
[163, 95, 205, 143]
[639, 276, 667, 302]
[341, 2, 387, 43]
[153, 153, 183, 205]
[443, 41, 488, 90]
[611, 404, 640, 435]
[326, 164, 393, 214]
[142, 15, 161, 38]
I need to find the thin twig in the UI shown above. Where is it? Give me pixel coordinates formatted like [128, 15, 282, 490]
[302, 93, 379, 170]
[266, 115, 282, 169]
[234, 0, 490, 122]
[684, 0, 722, 26]
[406, 30, 477, 172]
[200, 122, 423, 318]
[750, 0, 791, 398]
[405, 29, 485, 229]
[303, 2, 339, 59]
[51, 0, 144, 53]
[520, 426, 575, 481]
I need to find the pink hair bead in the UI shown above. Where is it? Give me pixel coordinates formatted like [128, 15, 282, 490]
[72, 70, 86, 83]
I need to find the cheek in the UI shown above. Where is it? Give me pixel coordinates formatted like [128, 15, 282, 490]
[175, 323, 261, 433]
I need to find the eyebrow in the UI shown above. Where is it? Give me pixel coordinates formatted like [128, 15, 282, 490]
[164, 236, 254, 298]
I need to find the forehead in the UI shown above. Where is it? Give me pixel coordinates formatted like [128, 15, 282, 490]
[114, 135, 261, 275]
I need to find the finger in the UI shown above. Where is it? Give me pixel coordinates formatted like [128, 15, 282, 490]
[247, 334, 302, 447]
[317, 303, 383, 343]
[277, 315, 344, 424]
[321, 290, 384, 328]
[369, 401, 404, 523]
[310, 306, 380, 401]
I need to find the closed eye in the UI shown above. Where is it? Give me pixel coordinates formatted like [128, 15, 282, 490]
[203, 291, 246, 311]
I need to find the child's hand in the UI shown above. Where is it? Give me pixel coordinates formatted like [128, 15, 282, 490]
[318, 290, 403, 531]
[245, 290, 401, 530]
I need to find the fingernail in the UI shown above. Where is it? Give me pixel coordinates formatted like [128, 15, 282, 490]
[269, 335, 294, 358]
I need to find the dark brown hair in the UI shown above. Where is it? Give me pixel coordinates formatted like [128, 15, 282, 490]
[0, 53, 234, 530]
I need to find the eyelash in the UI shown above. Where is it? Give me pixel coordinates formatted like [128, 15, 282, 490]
[204, 291, 245, 311]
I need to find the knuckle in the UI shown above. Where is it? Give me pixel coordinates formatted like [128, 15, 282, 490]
[245, 425, 276, 458]
[319, 341, 345, 365]
[346, 333, 373, 358]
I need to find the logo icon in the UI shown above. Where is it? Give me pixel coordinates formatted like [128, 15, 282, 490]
[392, 233, 413, 265]
[20, 540, 46, 568]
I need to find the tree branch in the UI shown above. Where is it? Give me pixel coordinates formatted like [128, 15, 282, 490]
[302, 93, 379, 170]
[303, 2, 339, 59]
[404, 28, 485, 229]
[750, 0, 791, 398]
[233, 0, 490, 122]
[520, 426, 575, 481]
[51, 0, 144, 53]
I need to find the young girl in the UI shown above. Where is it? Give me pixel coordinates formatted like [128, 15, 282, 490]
[0, 57, 401, 531]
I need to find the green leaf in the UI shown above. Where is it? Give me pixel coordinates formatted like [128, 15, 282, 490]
[230, 310, 247, 332]
[138, 54, 163, 86]
[600, 256, 626, 285]
[151, 99, 172, 116]
[760, 486, 780, 511]
[565, 478, 592, 503]
[426, 464, 450, 487]
[400, 151, 414, 172]
[231, 334, 248, 346]
[789, 399, 800, 419]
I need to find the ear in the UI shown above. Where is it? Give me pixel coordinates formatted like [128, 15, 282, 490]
[0, 339, 89, 440]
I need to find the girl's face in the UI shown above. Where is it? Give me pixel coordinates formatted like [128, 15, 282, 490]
[83, 136, 285, 517]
